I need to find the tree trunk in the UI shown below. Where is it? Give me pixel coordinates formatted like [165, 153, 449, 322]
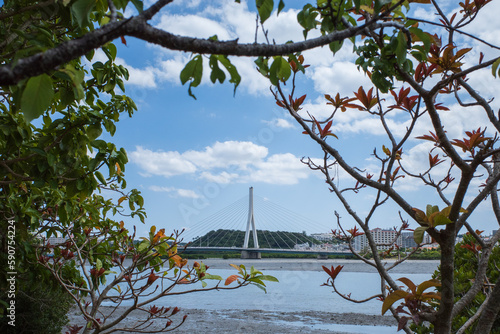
[434, 228, 455, 334]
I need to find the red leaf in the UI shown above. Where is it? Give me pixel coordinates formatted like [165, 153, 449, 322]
[449, 13, 457, 24]
[120, 35, 127, 46]
[147, 270, 159, 285]
[434, 103, 449, 111]
[322, 265, 344, 280]
[225, 274, 239, 286]
[416, 131, 440, 144]
[428, 153, 443, 168]
[347, 226, 364, 237]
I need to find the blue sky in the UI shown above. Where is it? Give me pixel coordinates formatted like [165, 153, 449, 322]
[85, 0, 500, 239]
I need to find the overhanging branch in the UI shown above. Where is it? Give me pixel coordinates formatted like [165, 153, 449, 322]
[0, 9, 402, 86]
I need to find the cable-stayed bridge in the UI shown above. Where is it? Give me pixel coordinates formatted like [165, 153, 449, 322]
[180, 187, 351, 259]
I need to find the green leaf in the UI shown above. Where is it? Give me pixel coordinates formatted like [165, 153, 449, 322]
[433, 214, 453, 226]
[252, 282, 267, 292]
[269, 56, 291, 86]
[87, 124, 102, 141]
[180, 55, 203, 99]
[492, 58, 500, 78]
[409, 27, 431, 54]
[209, 55, 226, 84]
[297, 4, 318, 38]
[103, 43, 117, 61]
[217, 55, 241, 95]
[256, 0, 274, 23]
[255, 56, 270, 76]
[249, 277, 266, 286]
[95, 171, 107, 185]
[413, 226, 428, 244]
[29, 147, 47, 157]
[382, 290, 408, 315]
[371, 71, 392, 93]
[395, 31, 407, 64]
[130, 0, 143, 12]
[426, 204, 439, 217]
[21, 74, 54, 122]
[96, 258, 103, 272]
[257, 275, 279, 282]
[329, 40, 344, 54]
[277, 0, 285, 14]
[58, 205, 68, 224]
[71, 0, 96, 27]
[137, 241, 150, 252]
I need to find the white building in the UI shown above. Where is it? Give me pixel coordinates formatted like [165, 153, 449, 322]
[353, 228, 402, 252]
[353, 228, 432, 252]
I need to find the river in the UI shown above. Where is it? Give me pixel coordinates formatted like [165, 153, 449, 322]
[94, 258, 440, 333]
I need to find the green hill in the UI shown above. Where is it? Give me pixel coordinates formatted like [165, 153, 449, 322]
[189, 229, 323, 249]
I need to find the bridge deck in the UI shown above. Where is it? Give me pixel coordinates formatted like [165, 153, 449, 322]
[184, 246, 351, 255]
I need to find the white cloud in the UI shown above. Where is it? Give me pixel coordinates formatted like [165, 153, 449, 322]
[156, 14, 233, 40]
[133, 1, 308, 96]
[117, 60, 157, 88]
[130, 147, 197, 177]
[156, 53, 191, 83]
[149, 186, 201, 198]
[200, 171, 239, 184]
[248, 153, 310, 185]
[130, 141, 312, 185]
[183, 141, 268, 169]
[309, 61, 372, 96]
[263, 118, 295, 129]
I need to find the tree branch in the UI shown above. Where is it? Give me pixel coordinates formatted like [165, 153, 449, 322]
[0, 12, 402, 86]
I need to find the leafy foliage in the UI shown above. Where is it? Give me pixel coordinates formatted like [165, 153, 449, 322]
[382, 278, 441, 330]
[412, 233, 500, 333]
[2, 0, 500, 333]
[0, 1, 276, 333]
[256, 1, 500, 333]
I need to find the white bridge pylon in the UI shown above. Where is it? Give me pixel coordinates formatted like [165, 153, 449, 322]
[243, 187, 259, 249]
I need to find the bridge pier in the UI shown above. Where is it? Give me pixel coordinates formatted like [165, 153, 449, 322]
[241, 250, 262, 259]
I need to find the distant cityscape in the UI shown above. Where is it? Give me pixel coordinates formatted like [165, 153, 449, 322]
[297, 228, 499, 253]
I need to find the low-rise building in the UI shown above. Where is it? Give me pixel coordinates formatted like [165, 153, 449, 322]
[310, 232, 334, 242]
